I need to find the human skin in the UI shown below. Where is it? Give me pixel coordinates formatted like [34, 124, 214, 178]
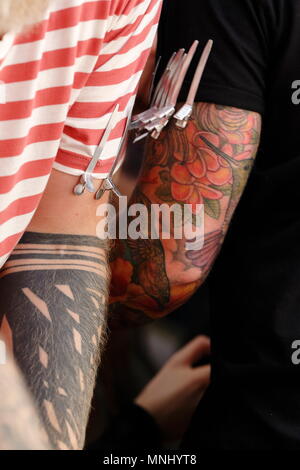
[135, 336, 211, 441]
[109, 102, 261, 325]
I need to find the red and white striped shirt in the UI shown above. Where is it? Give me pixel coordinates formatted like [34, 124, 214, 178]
[0, 0, 162, 267]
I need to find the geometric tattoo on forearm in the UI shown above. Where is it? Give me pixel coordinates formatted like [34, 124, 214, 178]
[0, 232, 109, 450]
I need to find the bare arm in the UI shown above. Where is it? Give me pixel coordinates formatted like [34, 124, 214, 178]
[109, 103, 261, 326]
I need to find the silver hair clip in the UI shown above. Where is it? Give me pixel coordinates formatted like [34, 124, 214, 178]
[129, 51, 181, 132]
[114, 39, 213, 159]
[130, 40, 203, 142]
[73, 104, 120, 196]
[95, 105, 133, 200]
[150, 42, 201, 139]
[96, 41, 213, 204]
[154, 48, 185, 109]
[148, 51, 187, 140]
[174, 39, 213, 128]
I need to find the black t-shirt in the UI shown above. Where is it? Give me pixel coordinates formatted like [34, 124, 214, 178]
[157, 0, 300, 449]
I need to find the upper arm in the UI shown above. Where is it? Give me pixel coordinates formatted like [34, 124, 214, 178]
[160, 102, 262, 285]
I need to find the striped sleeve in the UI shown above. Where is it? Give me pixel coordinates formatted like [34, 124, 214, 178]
[53, 0, 162, 179]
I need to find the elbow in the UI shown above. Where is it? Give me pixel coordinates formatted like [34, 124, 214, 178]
[147, 277, 206, 319]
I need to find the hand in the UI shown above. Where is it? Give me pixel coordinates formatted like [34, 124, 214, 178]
[134, 336, 211, 442]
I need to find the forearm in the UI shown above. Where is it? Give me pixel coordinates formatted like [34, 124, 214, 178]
[0, 340, 50, 450]
[110, 103, 261, 322]
[0, 232, 109, 450]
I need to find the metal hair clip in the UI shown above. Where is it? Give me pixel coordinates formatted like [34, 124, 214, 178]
[95, 106, 133, 200]
[147, 52, 187, 140]
[129, 39, 212, 144]
[149, 41, 202, 140]
[95, 177, 122, 200]
[174, 39, 213, 128]
[130, 104, 174, 131]
[130, 52, 178, 131]
[154, 48, 185, 109]
[131, 40, 202, 142]
[150, 41, 201, 139]
[73, 104, 120, 196]
[129, 50, 182, 130]
[95, 40, 214, 205]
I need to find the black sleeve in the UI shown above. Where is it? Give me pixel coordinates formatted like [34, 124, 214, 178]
[157, 0, 279, 115]
[86, 403, 161, 451]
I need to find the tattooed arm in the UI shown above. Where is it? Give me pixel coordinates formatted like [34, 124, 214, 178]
[110, 104, 261, 326]
[0, 170, 109, 450]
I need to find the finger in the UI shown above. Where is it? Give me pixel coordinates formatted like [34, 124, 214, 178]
[191, 364, 211, 389]
[169, 336, 211, 366]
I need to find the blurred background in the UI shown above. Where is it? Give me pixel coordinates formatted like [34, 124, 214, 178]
[85, 284, 210, 447]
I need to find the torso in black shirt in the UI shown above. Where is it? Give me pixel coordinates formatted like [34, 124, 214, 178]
[156, 0, 300, 449]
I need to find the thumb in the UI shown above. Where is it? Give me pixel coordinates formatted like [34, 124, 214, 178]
[169, 336, 211, 367]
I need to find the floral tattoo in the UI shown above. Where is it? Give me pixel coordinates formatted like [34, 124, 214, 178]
[109, 103, 261, 326]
